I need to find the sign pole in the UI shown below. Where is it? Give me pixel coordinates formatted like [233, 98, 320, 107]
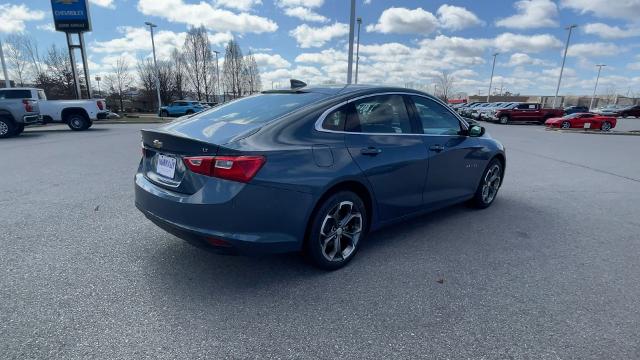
[66, 33, 82, 99]
[0, 38, 10, 88]
[79, 33, 92, 98]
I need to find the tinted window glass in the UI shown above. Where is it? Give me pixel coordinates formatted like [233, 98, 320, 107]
[347, 94, 412, 134]
[2, 89, 31, 99]
[322, 106, 348, 131]
[163, 92, 326, 143]
[411, 96, 461, 135]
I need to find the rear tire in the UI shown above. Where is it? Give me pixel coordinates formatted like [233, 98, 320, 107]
[470, 158, 503, 209]
[14, 123, 25, 135]
[0, 117, 15, 138]
[160, 110, 169, 117]
[66, 113, 90, 131]
[185, 110, 194, 115]
[305, 191, 367, 270]
[499, 115, 509, 125]
[601, 121, 612, 132]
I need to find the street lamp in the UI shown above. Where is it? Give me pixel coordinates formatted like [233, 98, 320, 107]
[213, 50, 221, 103]
[590, 64, 606, 110]
[95, 75, 101, 97]
[355, 17, 362, 84]
[346, 0, 356, 84]
[0, 38, 10, 88]
[144, 21, 162, 113]
[552, 24, 577, 108]
[487, 52, 498, 102]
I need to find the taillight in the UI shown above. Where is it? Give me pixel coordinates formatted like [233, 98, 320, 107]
[183, 155, 265, 183]
[23, 99, 33, 112]
[97, 100, 104, 110]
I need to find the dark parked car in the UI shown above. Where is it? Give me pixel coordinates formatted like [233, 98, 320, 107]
[135, 83, 506, 269]
[563, 106, 589, 115]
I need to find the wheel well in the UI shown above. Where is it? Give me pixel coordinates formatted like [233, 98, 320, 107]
[0, 111, 15, 123]
[304, 180, 374, 244]
[492, 154, 506, 185]
[62, 108, 89, 122]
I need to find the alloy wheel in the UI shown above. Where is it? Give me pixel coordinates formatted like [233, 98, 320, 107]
[481, 164, 501, 204]
[561, 121, 571, 129]
[0, 121, 8, 136]
[319, 201, 363, 262]
[601, 121, 612, 131]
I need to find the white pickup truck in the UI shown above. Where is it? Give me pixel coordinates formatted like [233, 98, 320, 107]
[4, 87, 108, 131]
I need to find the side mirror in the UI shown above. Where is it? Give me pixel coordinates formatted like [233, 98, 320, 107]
[468, 124, 485, 137]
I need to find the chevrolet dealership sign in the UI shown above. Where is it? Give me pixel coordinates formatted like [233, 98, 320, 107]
[51, 0, 92, 32]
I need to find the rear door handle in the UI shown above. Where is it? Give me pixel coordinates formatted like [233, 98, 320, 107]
[429, 144, 445, 152]
[361, 147, 382, 156]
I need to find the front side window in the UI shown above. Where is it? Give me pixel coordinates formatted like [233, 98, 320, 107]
[347, 94, 412, 134]
[411, 96, 461, 136]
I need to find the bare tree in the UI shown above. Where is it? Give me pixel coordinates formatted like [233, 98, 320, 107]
[34, 45, 78, 99]
[222, 40, 244, 98]
[243, 51, 261, 94]
[137, 57, 175, 110]
[434, 71, 456, 102]
[170, 48, 186, 100]
[4, 35, 31, 86]
[183, 26, 216, 101]
[104, 57, 133, 112]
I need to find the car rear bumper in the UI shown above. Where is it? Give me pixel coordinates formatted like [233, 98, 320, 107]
[23, 114, 41, 124]
[134, 172, 314, 254]
[96, 112, 108, 120]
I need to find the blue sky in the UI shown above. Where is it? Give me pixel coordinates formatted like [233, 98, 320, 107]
[1, 0, 639, 95]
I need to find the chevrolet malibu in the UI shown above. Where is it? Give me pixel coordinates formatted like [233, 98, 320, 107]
[135, 83, 506, 269]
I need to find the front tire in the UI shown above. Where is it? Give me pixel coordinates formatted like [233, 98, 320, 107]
[0, 117, 15, 138]
[601, 121, 612, 131]
[305, 191, 367, 270]
[470, 159, 503, 209]
[499, 115, 509, 125]
[561, 121, 571, 129]
[160, 110, 169, 117]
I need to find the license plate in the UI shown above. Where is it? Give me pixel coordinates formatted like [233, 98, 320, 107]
[584, 123, 591, 129]
[156, 154, 177, 179]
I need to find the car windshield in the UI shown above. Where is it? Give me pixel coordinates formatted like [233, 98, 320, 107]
[162, 92, 327, 143]
[563, 113, 581, 119]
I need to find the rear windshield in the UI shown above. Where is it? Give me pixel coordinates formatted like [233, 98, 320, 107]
[0, 89, 32, 99]
[162, 92, 327, 143]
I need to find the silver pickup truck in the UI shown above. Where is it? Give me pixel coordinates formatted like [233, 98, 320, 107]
[0, 89, 40, 138]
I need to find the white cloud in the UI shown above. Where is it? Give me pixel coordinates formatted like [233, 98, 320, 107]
[366, 7, 438, 35]
[505, 53, 553, 66]
[582, 23, 639, 39]
[137, 0, 277, 34]
[252, 53, 291, 68]
[496, 0, 559, 29]
[567, 42, 622, 57]
[90, 0, 115, 9]
[561, 0, 640, 21]
[277, 0, 324, 8]
[290, 22, 349, 48]
[436, 5, 484, 31]
[283, 7, 328, 22]
[295, 49, 347, 65]
[215, 0, 262, 11]
[494, 32, 563, 53]
[451, 69, 479, 78]
[90, 27, 184, 60]
[36, 22, 56, 32]
[0, 4, 45, 33]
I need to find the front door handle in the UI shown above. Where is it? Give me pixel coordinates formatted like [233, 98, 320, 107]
[429, 144, 445, 152]
[361, 147, 382, 156]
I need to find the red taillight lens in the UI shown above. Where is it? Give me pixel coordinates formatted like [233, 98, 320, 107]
[183, 155, 265, 183]
[97, 100, 104, 110]
[22, 99, 33, 112]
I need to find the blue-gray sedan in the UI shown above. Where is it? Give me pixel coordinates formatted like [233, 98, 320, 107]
[135, 83, 506, 269]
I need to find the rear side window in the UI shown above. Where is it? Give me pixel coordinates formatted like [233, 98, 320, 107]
[322, 106, 348, 131]
[37, 90, 47, 100]
[411, 96, 461, 135]
[347, 94, 412, 134]
[0, 89, 31, 99]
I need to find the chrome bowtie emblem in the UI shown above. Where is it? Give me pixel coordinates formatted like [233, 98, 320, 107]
[152, 139, 163, 149]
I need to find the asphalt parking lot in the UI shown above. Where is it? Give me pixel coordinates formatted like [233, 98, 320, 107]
[2, 122, 639, 359]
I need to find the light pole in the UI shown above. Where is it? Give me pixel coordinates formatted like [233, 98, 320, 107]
[145, 21, 162, 112]
[95, 75, 101, 97]
[552, 24, 577, 108]
[346, 0, 356, 84]
[213, 50, 220, 103]
[355, 17, 362, 84]
[0, 38, 11, 88]
[590, 64, 606, 110]
[487, 52, 498, 102]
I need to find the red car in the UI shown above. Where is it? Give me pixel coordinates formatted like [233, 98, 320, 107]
[545, 113, 616, 131]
